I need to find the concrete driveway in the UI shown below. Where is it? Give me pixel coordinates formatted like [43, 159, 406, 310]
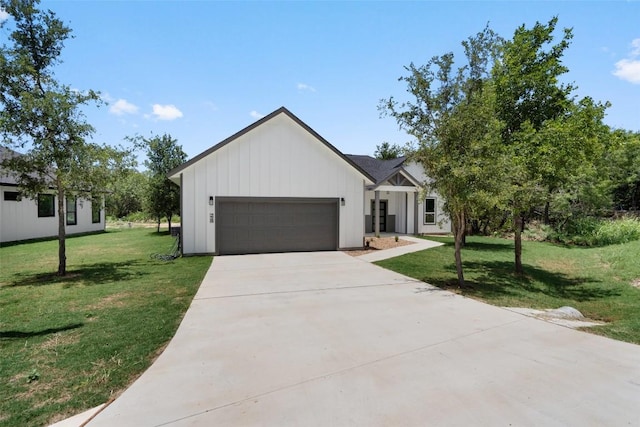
[86, 251, 640, 426]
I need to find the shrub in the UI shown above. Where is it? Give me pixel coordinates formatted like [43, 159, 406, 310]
[549, 217, 640, 246]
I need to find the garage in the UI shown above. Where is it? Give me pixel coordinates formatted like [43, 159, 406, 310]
[216, 197, 339, 255]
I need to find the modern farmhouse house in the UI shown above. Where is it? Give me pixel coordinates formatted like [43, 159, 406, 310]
[168, 107, 450, 255]
[0, 147, 105, 244]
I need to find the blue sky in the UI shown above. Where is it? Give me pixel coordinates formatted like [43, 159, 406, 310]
[4, 1, 640, 161]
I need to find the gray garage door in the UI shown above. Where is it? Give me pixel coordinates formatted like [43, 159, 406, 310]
[216, 197, 339, 255]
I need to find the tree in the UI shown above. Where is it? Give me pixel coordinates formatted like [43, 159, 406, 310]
[0, 0, 131, 276]
[374, 142, 403, 159]
[381, 26, 507, 288]
[105, 168, 148, 219]
[609, 130, 640, 211]
[138, 134, 186, 232]
[492, 17, 609, 274]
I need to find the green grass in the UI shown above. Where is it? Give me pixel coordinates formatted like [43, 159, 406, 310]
[0, 229, 212, 426]
[377, 235, 640, 345]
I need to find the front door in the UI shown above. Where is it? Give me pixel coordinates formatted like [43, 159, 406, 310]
[371, 200, 387, 232]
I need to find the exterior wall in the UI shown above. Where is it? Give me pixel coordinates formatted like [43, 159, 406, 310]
[364, 190, 410, 233]
[179, 114, 367, 254]
[0, 185, 105, 243]
[403, 162, 452, 234]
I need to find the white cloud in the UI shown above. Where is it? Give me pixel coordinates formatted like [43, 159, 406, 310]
[203, 100, 218, 111]
[250, 110, 264, 119]
[151, 104, 183, 121]
[613, 38, 640, 84]
[632, 38, 640, 56]
[109, 98, 139, 116]
[297, 82, 316, 92]
[0, 9, 9, 22]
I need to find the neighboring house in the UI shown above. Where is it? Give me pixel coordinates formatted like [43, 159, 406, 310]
[0, 147, 105, 244]
[168, 107, 450, 256]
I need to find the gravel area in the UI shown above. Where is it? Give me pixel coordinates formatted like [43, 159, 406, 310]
[345, 236, 415, 257]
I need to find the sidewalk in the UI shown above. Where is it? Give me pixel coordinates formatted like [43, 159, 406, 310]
[357, 235, 444, 262]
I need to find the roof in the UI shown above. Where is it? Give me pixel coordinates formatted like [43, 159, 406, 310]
[0, 146, 21, 185]
[345, 154, 420, 187]
[168, 107, 376, 184]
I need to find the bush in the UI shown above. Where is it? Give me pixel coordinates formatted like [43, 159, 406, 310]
[549, 217, 640, 246]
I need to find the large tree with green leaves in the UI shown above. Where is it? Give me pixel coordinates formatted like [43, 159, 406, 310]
[0, 0, 131, 275]
[137, 133, 186, 232]
[381, 26, 508, 288]
[492, 17, 609, 274]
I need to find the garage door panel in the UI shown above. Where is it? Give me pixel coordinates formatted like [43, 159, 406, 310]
[216, 198, 338, 255]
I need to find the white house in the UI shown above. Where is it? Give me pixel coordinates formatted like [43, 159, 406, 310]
[0, 147, 105, 244]
[168, 107, 450, 256]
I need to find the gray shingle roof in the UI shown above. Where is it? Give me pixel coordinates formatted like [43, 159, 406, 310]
[345, 155, 407, 185]
[0, 146, 20, 185]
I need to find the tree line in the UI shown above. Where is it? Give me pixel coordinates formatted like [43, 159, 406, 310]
[380, 18, 640, 287]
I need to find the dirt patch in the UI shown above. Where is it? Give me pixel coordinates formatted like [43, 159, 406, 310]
[83, 292, 131, 311]
[537, 258, 577, 274]
[345, 237, 415, 257]
[631, 278, 640, 289]
[39, 332, 80, 353]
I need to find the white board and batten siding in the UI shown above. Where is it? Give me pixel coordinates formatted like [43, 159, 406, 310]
[178, 113, 369, 255]
[0, 186, 105, 243]
[403, 161, 452, 234]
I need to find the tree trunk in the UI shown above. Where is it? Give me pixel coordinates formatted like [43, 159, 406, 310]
[57, 181, 66, 276]
[156, 217, 161, 233]
[453, 210, 466, 288]
[514, 214, 523, 276]
[543, 200, 550, 225]
[167, 215, 172, 233]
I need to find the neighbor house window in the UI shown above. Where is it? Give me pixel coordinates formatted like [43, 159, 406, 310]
[38, 194, 55, 217]
[92, 199, 101, 224]
[3, 191, 20, 201]
[424, 197, 436, 225]
[66, 195, 77, 225]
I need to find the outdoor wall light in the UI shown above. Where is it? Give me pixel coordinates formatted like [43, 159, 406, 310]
[209, 196, 214, 206]
[340, 197, 345, 206]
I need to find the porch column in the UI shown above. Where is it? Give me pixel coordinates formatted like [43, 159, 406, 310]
[374, 190, 380, 236]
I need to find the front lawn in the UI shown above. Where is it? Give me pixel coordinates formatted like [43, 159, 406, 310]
[377, 235, 640, 345]
[0, 229, 212, 426]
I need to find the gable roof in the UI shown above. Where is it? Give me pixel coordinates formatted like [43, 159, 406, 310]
[345, 154, 421, 187]
[0, 146, 21, 185]
[168, 107, 376, 183]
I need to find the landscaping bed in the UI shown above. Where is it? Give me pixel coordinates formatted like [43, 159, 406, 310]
[345, 236, 415, 257]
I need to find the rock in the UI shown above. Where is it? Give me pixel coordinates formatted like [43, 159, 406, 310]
[544, 306, 585, 320]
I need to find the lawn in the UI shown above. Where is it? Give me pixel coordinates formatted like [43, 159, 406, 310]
[0, 229, 212, 427]
[377, 235, 640, 345]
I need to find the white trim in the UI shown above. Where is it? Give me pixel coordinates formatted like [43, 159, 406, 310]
[424, 197, 437, 225]
[366, 185, 418, 193]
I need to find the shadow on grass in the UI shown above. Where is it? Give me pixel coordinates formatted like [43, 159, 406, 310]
[3, 260, 148, 288]
[0, 323, 83, 340]
[0, 231, 107, 248]
[427, 260, 619, 302]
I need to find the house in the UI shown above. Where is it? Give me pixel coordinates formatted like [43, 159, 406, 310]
[0, 147, 105, 244]
[347, 155, 451, 235]
[168, 107, 450, 256]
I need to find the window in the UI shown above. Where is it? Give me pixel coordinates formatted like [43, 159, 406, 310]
[66, 195, 77, 225]
[424, 197, 436, 225]
[92, 199, 101, 224]
[3, 191, 20, 201]
[38, 194, 55, 217]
